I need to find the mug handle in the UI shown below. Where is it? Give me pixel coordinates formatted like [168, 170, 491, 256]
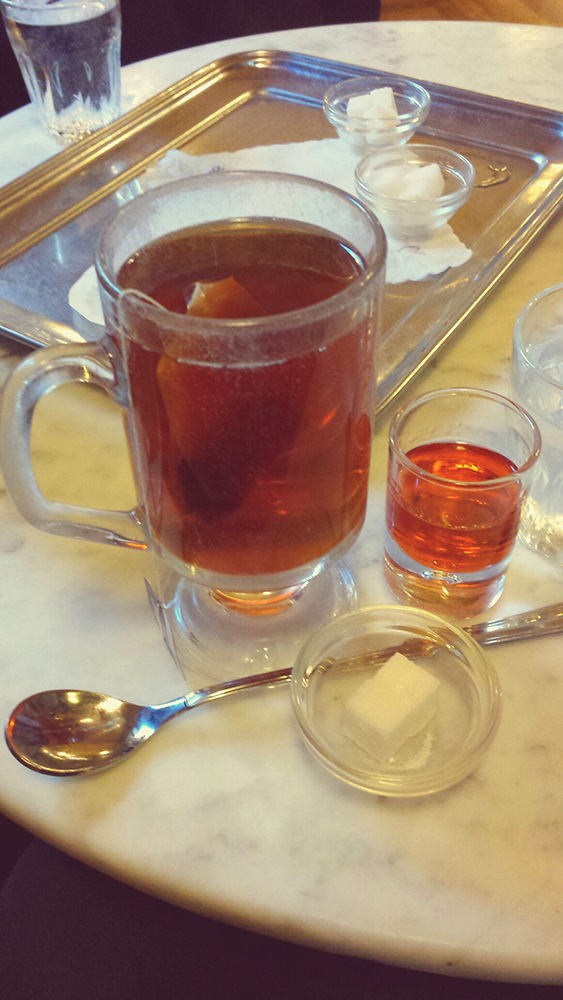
[0, 341, 147, 549]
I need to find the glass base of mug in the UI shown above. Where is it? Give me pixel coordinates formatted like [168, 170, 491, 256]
[518, 497, 563, 566]
[146, 561, 358, 685]
[210, 583, 310, 617]
[383, 542, 508, 620]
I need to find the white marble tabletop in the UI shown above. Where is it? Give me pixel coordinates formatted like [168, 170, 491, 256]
[2, 19, 563, 985]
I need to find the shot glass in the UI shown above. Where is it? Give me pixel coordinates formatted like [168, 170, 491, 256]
[1, 0, 121, 143]
[384, 387, 540, 618]
[512, 283, 563, 563]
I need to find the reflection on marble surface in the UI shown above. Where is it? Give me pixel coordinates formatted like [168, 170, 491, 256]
[2, 20, 563, 984]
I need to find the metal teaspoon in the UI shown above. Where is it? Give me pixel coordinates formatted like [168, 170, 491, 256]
[6, 600, 563, 777]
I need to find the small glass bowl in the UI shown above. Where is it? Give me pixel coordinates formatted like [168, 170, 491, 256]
[355, 144, 475, 242]
[291, 606, 502, 798]
[323, 75, 431, 154]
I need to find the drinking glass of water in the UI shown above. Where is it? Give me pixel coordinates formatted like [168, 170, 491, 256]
[0, 0, 121, 143]
[512, 283, 563, 564]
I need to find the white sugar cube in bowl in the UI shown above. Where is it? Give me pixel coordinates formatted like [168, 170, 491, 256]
[323, 75, 430, 154]
[355, 143, 475, 241]
[342, 652, 440, 762]
[291, 606, 501, 798]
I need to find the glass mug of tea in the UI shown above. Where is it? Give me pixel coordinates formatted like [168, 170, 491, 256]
[0, 171, 386, 681]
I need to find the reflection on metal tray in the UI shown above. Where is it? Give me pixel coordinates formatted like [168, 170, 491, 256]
[1, 49, 563, 414]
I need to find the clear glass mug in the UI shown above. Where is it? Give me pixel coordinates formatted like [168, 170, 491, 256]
[0, 171, 386, 681]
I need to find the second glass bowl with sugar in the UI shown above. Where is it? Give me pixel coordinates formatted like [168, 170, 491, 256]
[355, 143, 475, 241]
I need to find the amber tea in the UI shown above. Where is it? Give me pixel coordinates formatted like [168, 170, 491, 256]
[117, 219, 374, 578]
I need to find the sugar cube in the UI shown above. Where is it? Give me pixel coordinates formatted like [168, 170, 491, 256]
[364, 159, 445, 205]
[342, 652, 440, 762]
[399, 162, 445, 200]
[347, 87, 399, 129]
[365, 163, 417, 198]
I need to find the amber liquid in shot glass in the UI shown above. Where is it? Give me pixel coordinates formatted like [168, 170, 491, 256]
[383, 388, 540, 618]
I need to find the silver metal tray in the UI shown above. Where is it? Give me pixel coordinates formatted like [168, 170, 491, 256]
[1, 48, 563, 413]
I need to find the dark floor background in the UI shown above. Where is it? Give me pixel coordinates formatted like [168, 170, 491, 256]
[0, 814, 31, 886]
[1, 25, 28, 117]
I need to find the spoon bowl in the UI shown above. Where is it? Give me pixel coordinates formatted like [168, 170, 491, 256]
[7, 689, 160, 775]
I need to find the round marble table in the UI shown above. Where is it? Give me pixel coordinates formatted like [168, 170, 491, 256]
[2, 19, 563, 985]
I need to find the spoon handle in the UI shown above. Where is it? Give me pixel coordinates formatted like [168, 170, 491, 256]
[465, 601, 563, 645]
[185, 666, 293, 710]
[316, 601, 563, 675]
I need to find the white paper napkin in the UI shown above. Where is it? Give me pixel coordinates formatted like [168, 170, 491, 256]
[384, 225, 472, 283]
[68, 264, 105, 325]
[68, 138, 472, 321]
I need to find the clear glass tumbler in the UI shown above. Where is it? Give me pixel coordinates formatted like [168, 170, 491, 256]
[512, 283, 563, 564]
[1, 0, 121, 142]
[384, 387, 540, 618]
